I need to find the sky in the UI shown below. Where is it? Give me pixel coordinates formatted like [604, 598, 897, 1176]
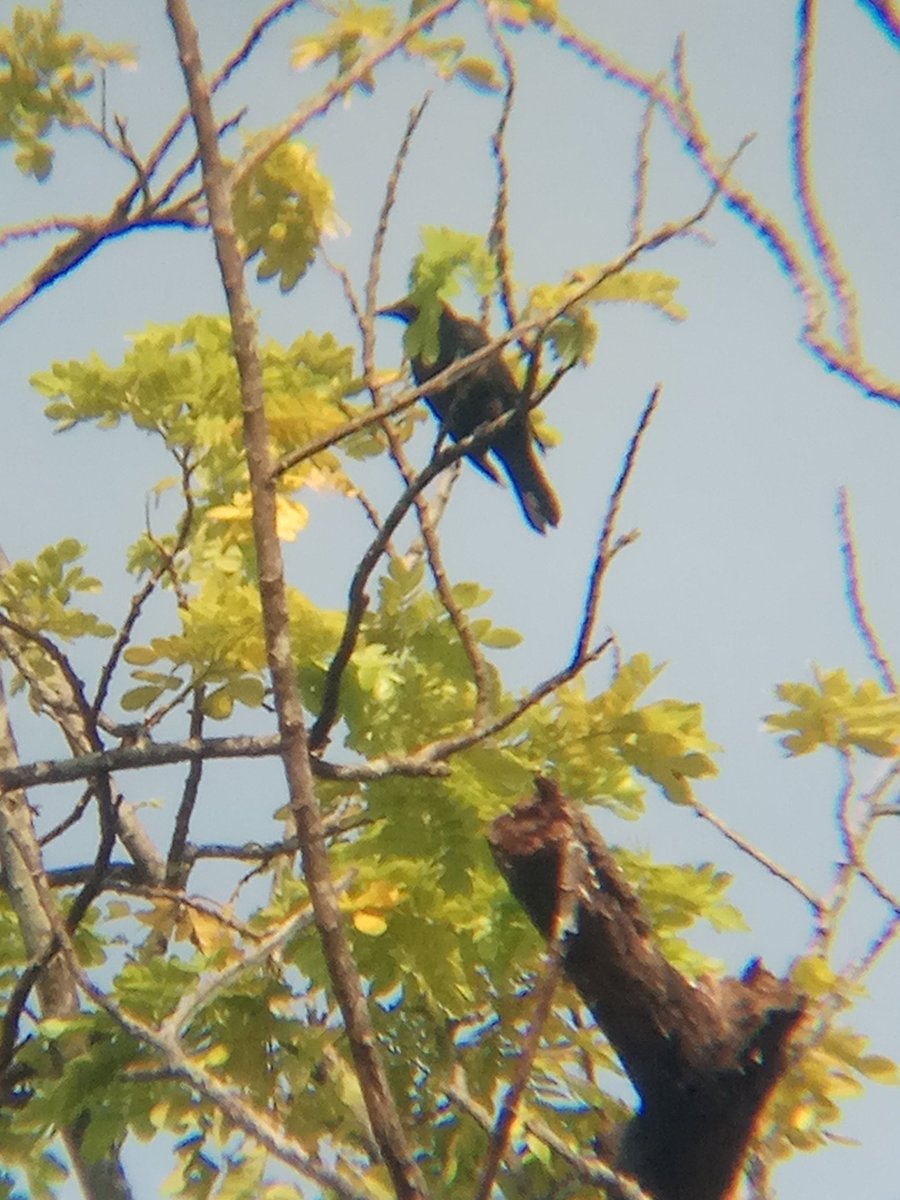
[1, 1, 899, 1196]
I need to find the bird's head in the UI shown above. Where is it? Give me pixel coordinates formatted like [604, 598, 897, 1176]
[376, 298, 419, 325]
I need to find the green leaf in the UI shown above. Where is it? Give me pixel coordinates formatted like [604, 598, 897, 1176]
[120, 685, 165, 712]
[401, 227, 499, 352]
[233, 141, 340, 292]
[291, 3, 394, 85]
[455, 56, 503, 92]
[451, 581, 492, 610]
[0, 1, 133, 179]
[478, 626, 522, 649]
[766, 668, 900, 757]
[0, 539, 115, 643]
[496, 0, 558, 28]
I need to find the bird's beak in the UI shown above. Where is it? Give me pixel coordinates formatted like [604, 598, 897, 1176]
[376, 300, 417, 324]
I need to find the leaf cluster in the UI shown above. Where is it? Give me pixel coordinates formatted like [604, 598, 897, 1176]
[0, 1, 132, 179]
[289, 0, 555, 95]
[0, 11, 895, 1189]
[766, 667, 900, 757]
[232, 141, 339, 293]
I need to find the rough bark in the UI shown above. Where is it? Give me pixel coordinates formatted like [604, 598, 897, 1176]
[164, 3, 429, 1196]
[0, 675, 133, 1200]
[490, 778, 805, 1200]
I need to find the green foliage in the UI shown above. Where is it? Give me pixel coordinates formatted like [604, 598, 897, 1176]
[394, 226, 500, 364]
[766, 667, 900, 756]
[289, 1, 529, 92]
[617, 852, 747, 975]
[26, 316, 360, 719]
[232, 141, 339, 292]
[31, 315, 357, 551]
[446, 54, 503, 93]
[0, 1, 132, 178]
[0, 21, 888, 1188]
[524, 655, 720, 811]
[528, 268, 685, 368]
[292, 1, 395, 87]
[0, 538, 115, 706]
[759, 959, 898, 1160]
[494, 0, 559, 29]
[123, 579, 341, 719]
[0, 538, 113, 642]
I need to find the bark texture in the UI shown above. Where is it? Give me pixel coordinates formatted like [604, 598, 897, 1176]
[490, 778, 805, 1200]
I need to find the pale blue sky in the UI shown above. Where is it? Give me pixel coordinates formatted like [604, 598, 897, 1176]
[1, 2, 898, 1196]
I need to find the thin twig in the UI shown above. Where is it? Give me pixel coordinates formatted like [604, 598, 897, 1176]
[791, 0, 860, 354]
[92, 451, 196, 717]
[232, 0, 464, 189]
[836, 487, 896, 692]
[166, 687, 206, 883]
[484, 6, 518, 332]
[0, 216, 92, 249]
[629, 75, 663, 244]
[572, 385, 661, 664]
[63, 774, 119, 932]
[475, 838, 585, 1200]
[555, 18, 900, 405]
[365, 93, 431, 327]
[38, 787, 93, 846]
[858, 0, 900, 44]
[691, 797, 820, 911]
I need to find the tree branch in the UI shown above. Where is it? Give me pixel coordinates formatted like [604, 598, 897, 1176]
[490, 779, 805, 1200]
[164, 4, 428, 1195]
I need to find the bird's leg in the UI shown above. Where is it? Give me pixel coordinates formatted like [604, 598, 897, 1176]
[430, 424, 450, 459]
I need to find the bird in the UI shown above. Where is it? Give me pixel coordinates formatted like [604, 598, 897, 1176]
[378, 299, 561, 534]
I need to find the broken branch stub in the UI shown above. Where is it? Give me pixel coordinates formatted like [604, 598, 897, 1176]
[489, 777, 805, 1200]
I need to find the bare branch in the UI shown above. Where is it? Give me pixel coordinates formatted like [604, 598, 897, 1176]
[555, 18, 900, 405]
[836, 487, 896, 692]
[38, 787, 93, 846]
[365, 93, 431, 327]
[484, 5, 519, 331]
[0, 730, 453, 795]
[630, 75, 663, 245]
[164, 4, 428, 1194]
[475, 837, 585, 1200]
[93, 450, 197, 717]
[166, 687, 206, 884]
[232, 0, 464, 189]
[858, 0, 900, 45]
[572, 385, 661, 664]
[791, 0, 860, 354]
[0, 216, 94, 249]
[690, 797, 820, 911]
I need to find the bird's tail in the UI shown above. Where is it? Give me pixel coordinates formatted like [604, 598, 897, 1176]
[497, 439, 561, 534]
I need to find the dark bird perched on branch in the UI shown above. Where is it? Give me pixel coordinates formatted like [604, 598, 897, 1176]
[378, 300, 561, 533]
